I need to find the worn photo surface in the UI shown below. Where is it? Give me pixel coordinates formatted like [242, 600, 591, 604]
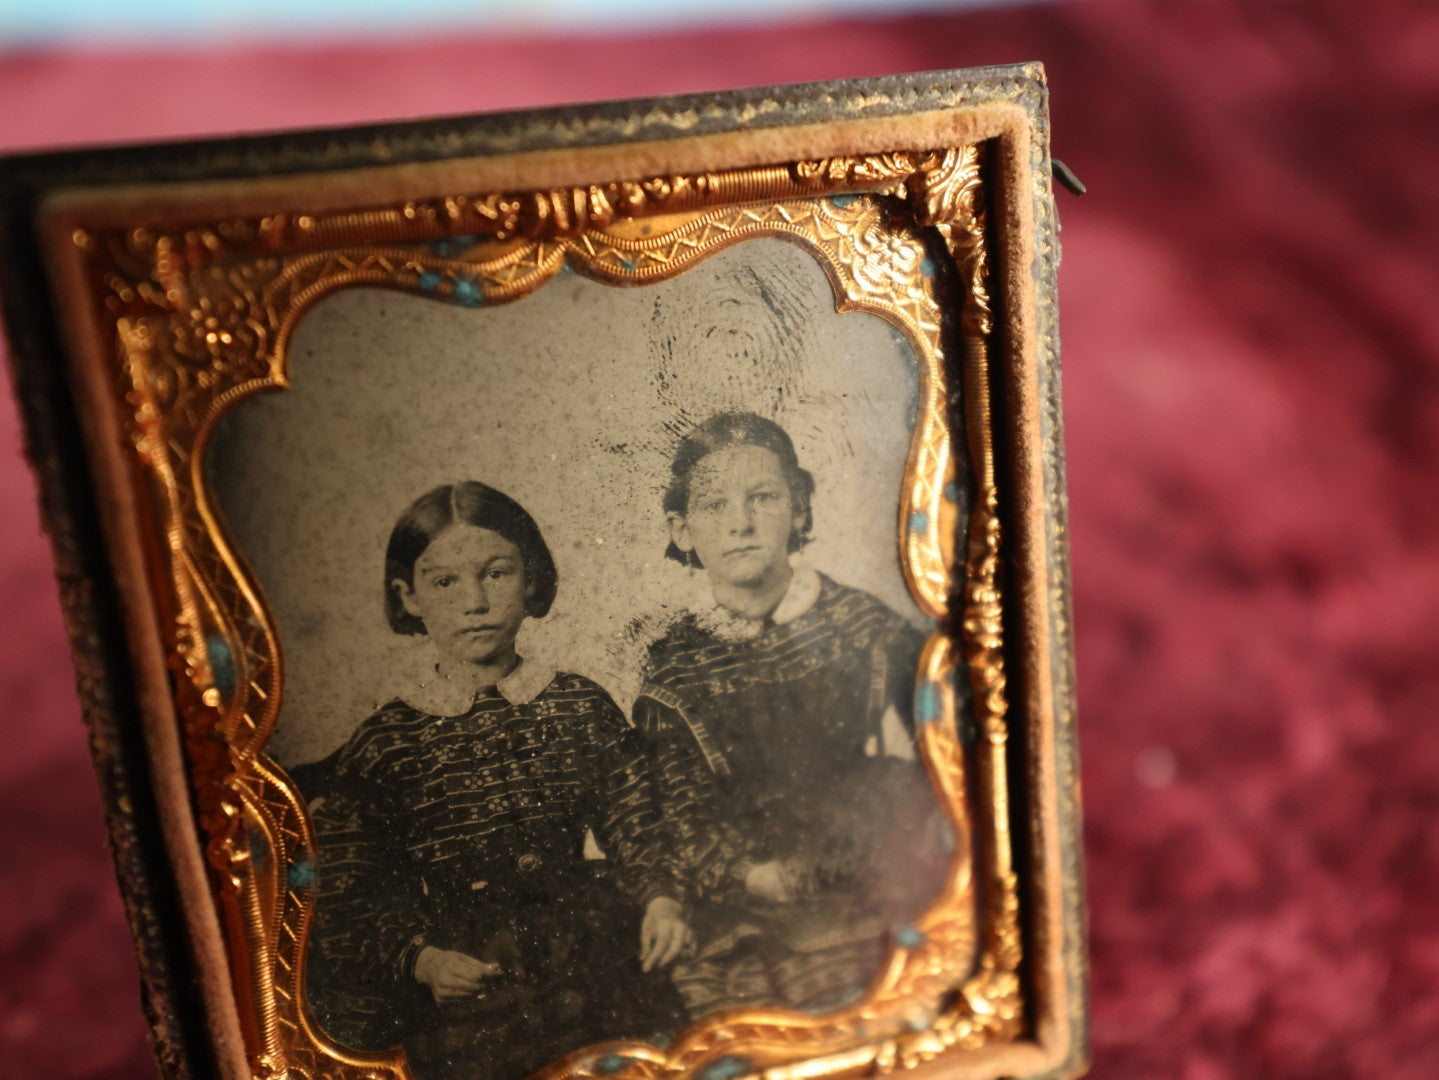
[208, 236, 968, 1080]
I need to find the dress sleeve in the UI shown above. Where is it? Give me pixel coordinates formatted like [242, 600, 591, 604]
[882, 617, 929, 732]
[310, 726, 430, 1038]
[632, 691, 756, 905]
[580, 689, 682, 908]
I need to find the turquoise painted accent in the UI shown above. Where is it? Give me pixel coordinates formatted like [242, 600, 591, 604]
[432, 234, 479, 256]
[943, 481, 960, 502]
[697, 1057, 751, 1080]
[915, 680, 941, 725]
[417, 272, 441, 293]
[894, 924, 927, 949]
[246, 827, 269, 864]
[288, 860, 317, 889]
[205, 634, 236, 700]
[453, 278, 483, 306]
[920, 255, 935, 277]
[594, 1055, 626, 1075]
[618, 257, 636, 270]
[829, 193, 859, 209]
[908, 509, 930, 535]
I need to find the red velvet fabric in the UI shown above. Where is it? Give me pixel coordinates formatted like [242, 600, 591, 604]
[3, 2, 1437, 1076]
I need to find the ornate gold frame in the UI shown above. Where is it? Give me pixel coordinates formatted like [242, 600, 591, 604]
[61, 141, 1021, 1080]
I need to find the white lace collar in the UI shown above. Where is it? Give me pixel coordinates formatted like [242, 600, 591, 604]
[398, 656, 556, 717]
[691, 561, 822, 641]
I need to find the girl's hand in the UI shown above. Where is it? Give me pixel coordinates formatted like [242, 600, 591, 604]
[640, 896, 692, 972]
[744, 860, 798, 903]
[414, 945, 503, 1002]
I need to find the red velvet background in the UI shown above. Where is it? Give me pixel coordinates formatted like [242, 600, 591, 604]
[3, 1, 1437, 1076]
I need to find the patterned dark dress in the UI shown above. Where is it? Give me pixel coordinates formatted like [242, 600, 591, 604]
[307, 661, 685, 1080]
[632, 567, 949, 1016]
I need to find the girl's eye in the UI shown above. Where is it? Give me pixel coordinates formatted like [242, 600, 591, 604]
[434, 576, 456, 588]
[487, 568, 513, 581]
[752, 491, 779, 504]
[702, 499, 726, 514]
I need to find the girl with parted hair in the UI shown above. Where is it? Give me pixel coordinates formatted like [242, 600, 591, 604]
[308, 481, 688, 1080]
[634, 412, 950, 1017]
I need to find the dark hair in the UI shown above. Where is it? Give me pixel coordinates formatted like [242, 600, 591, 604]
[662, 411, 815, 567]
[384, 482, 558, 634]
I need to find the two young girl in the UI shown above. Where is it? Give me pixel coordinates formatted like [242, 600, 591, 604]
[310, 413, 945, 1079]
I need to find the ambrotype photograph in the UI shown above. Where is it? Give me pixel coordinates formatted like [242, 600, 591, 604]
[207, 236, 969, 1080]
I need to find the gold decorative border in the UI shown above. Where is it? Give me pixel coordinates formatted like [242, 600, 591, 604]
[76, 144, 1018, 1080]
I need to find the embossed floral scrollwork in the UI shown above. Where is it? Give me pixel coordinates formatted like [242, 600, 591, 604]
[172, 292, 257, 368]
[906, 146, 993, 337]
[203, 787, 252, 893]
[395, 173, 735, 242]
[793, 153, 920, 193]
[848, 217, 927, 298]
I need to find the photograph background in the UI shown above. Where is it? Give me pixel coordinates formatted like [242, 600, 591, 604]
[208, 238, 928, 766]
[2, 1, 1436, 1077]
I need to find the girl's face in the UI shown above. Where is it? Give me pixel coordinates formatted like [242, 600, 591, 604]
[669, 444, 804, 591]
[393, 524, 532, 668]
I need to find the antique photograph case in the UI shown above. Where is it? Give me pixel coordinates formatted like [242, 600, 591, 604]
[0, 68, 1085, 1080]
